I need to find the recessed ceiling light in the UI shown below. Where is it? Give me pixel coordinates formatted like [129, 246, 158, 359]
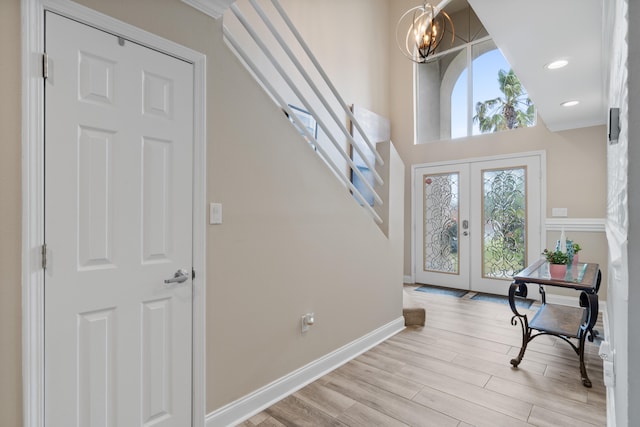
[561, 100, 579, 107]
[545, 60, 569, 70]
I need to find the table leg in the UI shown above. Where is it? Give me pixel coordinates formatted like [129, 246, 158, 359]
[578, 331, 592, 388]
[508, 282, 530, 368]
[578, 291, 599, 388]
[510, 314, 530, 367]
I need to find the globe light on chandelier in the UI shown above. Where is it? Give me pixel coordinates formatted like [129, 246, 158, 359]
[396, 2, 455, 63]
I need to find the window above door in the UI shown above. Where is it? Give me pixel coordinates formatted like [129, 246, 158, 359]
[414, 2, 536, 143]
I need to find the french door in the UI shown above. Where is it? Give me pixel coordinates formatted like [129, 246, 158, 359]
[414, 154, 542, 295]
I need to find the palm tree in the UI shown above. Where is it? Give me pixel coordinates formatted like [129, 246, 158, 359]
[473, 69, 535, 133]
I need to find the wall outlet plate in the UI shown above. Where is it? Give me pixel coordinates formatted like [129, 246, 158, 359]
[301, 313, 314, 333]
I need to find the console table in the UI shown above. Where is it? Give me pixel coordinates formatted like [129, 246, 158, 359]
[508, 258, 601, 387]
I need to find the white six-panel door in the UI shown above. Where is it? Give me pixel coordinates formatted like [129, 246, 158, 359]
[45, 12, 194, 426]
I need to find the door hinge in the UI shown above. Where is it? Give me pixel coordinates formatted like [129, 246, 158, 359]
[192, 268, 196, 280]
[41, 243, 47, 270]
[43, 53, 49, 79]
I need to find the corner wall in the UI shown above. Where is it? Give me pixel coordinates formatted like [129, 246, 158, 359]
[205, 24, 402, 410]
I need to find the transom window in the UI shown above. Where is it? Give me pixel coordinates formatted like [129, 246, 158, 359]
[415, 15, 535, 143]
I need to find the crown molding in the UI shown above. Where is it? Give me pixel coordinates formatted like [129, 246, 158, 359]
[181, 0, 235, 19]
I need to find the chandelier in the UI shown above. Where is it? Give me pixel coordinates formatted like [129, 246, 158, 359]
[396, 2, 455, 63]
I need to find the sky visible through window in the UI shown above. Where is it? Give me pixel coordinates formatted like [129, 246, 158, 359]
[451, 49, 512, 139]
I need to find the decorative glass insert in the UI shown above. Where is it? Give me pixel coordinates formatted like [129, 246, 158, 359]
[423, 173, 459, 274]
[482, 167, 526, 279]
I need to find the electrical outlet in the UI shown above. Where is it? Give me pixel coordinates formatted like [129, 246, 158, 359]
[301, 313, 315, 333]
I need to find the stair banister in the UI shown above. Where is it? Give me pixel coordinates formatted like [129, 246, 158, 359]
[224, 27, 384, 223]
[229, 4, 383, 206]
[249, 0, 383, 186]
[269, 0, 383, 167]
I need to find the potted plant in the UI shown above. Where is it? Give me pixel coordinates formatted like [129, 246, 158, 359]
[543, 249, 569, 279]
[572, 243, 582, 264]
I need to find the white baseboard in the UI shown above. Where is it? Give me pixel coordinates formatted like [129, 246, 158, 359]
[403, 275, 414, 284]
[601, 306, 616, 427]
[205, 316, 405, 427]
[545, 292, 607, 310]
[544, 293, 581, 307]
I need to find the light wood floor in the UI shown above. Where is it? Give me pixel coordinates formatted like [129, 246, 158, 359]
[238, 285, 606, 427]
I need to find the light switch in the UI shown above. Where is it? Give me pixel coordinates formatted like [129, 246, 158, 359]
[209, 203, 222, 225]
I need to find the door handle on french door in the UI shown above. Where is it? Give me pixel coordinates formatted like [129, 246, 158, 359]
[462, 220, 469, 235]
[164, 269, 189, 284]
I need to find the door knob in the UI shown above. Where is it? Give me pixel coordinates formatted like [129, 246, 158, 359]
[164, 269, 189, 284]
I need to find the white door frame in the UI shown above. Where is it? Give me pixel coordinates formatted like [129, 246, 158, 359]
[411, 151, 546, 286]
[21, 1, 207, 425]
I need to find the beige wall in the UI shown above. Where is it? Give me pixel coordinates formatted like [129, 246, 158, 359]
[279, 0, 390, 117]
[204, 11, 402, 409]
[8, 0, 401, 418]
[387, 1, 608, 298]
[0, 1, 23, 425]
[209, 0, 399, 409]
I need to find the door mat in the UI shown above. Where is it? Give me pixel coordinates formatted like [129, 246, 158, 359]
[470, 293, 534, 309]
[415, 285, 468, 298]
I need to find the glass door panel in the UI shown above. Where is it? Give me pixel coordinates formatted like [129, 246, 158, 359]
[470, 156, 541, 294]
[482, 167, 527, 279]
[414, 164, 470, 290]
[424, 172, 460, 275]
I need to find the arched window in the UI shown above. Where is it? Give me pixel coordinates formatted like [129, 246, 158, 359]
[416, 38, 535, 143]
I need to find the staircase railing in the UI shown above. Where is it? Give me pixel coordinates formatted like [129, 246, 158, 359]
[222, 0, 385, 223]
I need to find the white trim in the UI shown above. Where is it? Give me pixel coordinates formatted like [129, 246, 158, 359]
[544, 293, 608, 309]
[191, 36, 208, 427]
[411, 150, 547, 170]
[205, 317, 406, 427]
[181, 0, 235, 19]
[545, 218, 606, 233]
[404, 274, 415, 284]
[21, 1, 46, 425]
[601, 306, 616, 427]
[544, 293, 580, 307]
[22, 1, 207, 426]
[607, 368, 616, 427]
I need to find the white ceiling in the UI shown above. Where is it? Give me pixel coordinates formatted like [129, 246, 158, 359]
[466, 0, 606, 132]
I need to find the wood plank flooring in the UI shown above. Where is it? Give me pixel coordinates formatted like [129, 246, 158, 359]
[238, 285, 606, 426]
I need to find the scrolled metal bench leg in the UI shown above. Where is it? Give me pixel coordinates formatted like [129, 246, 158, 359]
[510, 314, 530, 367]
[508, 282, 531, 368]
[578, 332, 592, 387]
[578, 291, 598, 388]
